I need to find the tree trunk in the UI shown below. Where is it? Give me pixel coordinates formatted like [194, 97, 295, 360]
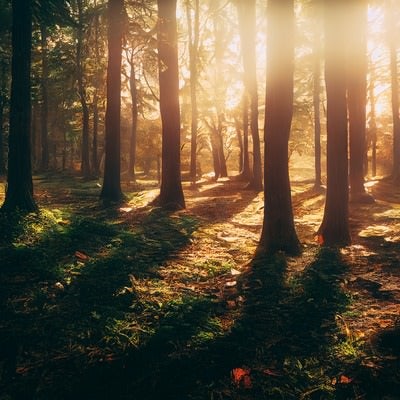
[313, 23, 322, 191]
[387, 1, 400, 182]
[39, 23, 49, 171]
[92, 12, 101, 177]
[186, 0, 199, 185]
[236, 0, 262, 191]
[128, 54, 138, 182]
[368, 66, 378, 177]
[76, 0, 90, 178]
[100, 0, 124, 203]
[239, 93, 251, 180]
[157, 0, 185, 209]
[2, 0, 37, 212]
[234, 116, 243, 173]
[347, 0, 371, 202]
[259, 0, 300, 255]
[317, 0, 351, 246]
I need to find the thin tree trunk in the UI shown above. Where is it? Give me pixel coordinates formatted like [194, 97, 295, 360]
[2, 0, 37, 212]
[129, 55, 138, 181]
[259, 0, 300, 255]
[368, 66, 378, 177]
[157, 0, 185, 209]
[40, 23, 49, 171]
[77, 0, 90, 178]
[236, 0, 262, 190]
[348, 0, 371, 202]
[100, 0, 124, 203]
[240, 93, 251, 180]
[234, 116, 243, 173]
[317, 0, 351, 246]
[186, 0, 199, 185]
[313, 26, 322, 191]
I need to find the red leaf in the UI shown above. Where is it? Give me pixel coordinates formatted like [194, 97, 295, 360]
[231, 367, 251, 387]
[339, 375, 353, 384]
[317, 234, 324, 245]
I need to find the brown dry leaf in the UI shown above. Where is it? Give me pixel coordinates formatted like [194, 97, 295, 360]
[75, 251, 89, 260]
[263, 368, 282, 377]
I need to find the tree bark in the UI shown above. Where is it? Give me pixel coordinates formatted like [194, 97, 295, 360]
[128, 55, 138, 181]
[387, 1, 400, 182]
[157, 0, 185, 209]
[259, 0, 300, 255]
[39, 23, 49, 171]
[347, 0, 371, 201]
[76, 0, 90, 178]
[100, 0, 124, 203]
[317, 0, 351, 246]
[236, 0, 262, 191]
[186, 0, 199, 185]
[313, 23, 322, 191]
[2, 0, 37, 212]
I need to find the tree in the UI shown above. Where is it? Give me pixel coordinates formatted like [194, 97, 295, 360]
[2, 0, 37, 212]
[347, 0, 372, 202]
[157, 0, 185, 210]
[312, 0, 323, 192]
[259, 0, 300, 255]
[0, 2, 11, 177]
[39, 22, 50, 170]
[235, 0, 262, 191]
[386, 0, 400, 182]
[75, 0, 91, 178]
[317, 0, 351, 246]
[100, 0, 124, 203]
[186, 0, 200, 185]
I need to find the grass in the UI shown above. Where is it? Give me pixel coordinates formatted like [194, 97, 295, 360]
[0, 175, 399, 399]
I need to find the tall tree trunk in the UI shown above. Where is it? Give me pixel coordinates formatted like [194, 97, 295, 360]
[0, 59, 6, 176]
[259, 0, 300, 255]
[157, 0, 185, 209]
[236, 0, 262, 191]
[76, 0, 90, 178]
[368, 65, 378, 177]
[186, 0, 199, 185]
[387, 1, 400, 182]
[128, 55, 138, 181]
[347, 0, 371, 202]
[234, 116, 244, 173]
[313, 22, 322, 191]
[39, 23, 49, 171]
[317, 0, 351, 246]
[2, 0, 37, 212]
[92, 11, 101, 177]
[100, 0, 124, 203]
[240, 93, 251, 179]
[217, 114, 228, 177]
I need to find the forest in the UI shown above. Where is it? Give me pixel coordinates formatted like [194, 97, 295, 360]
[0, 0, 400, 398]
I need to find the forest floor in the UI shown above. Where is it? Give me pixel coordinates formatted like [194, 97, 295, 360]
[0, 173, 399, 400]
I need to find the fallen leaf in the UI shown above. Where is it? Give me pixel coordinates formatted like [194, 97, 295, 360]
[339, 375, 353, 384]
[263, 368, 282, 377]
[231, 367, 251, 387]
[75, 251, 89, 260]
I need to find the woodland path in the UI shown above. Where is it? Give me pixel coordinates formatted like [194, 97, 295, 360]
[0, 175, 399, 399]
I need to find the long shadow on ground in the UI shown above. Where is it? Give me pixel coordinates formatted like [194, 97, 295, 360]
[36, 248, 356, 400]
